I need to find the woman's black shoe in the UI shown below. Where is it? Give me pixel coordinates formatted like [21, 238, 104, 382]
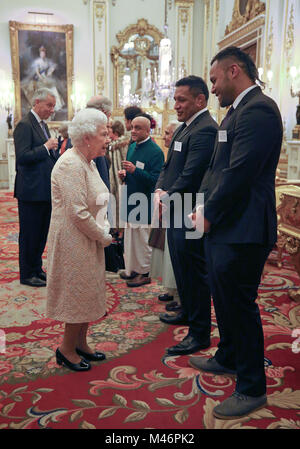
[56, 348, 91, 371]
[76, 347, 106, 362]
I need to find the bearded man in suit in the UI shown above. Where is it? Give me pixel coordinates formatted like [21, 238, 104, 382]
[13, 87, 58, 287]
[189, 46, 283, 419]
[155, 76, 218, 356]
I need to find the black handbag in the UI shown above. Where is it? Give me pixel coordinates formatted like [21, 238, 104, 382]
[105, 233, 125, 273]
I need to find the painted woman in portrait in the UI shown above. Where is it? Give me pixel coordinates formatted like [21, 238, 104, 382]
[21, 45, 64, 113]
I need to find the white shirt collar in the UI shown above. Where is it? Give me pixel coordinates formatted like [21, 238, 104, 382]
[136, 136, 151, 145]
[233, 85, 258, 109]
[31, 109, 43, 124]
[185, 107, 208, 127]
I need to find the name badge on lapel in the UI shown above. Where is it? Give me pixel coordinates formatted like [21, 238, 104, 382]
[218, 130, 227, 143]
[136, 160, 145, 169]
[174, 141, 182, 152]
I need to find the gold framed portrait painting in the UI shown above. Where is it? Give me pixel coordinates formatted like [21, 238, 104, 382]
[9, 21, 74, 126]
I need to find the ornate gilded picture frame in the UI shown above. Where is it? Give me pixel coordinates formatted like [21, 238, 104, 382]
[9, 21, 74, 127]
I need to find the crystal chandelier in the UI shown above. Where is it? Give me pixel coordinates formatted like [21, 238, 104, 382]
[119, 67, 141, 107]
[154, 0, 175, 103]
[71, 81, 87, 114]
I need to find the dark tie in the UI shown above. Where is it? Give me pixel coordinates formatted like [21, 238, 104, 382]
[41, 121, 56, 158]
[176, 122, 187, 138]
[220, 106, 234, 127]
[40, 121, 49, 139]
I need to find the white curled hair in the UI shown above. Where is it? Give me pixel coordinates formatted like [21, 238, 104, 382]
[68, 108, 107, 147]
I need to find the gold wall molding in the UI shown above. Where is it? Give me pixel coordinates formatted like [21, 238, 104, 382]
[115, 19, 163, 49]
[286, 3, 295, 54]
[179, 8, 189, 35]
[96, 53, 105, 94]
[285, 2, 295, 77]
[175, 0, 194, 78]
[218, 14, 265, 50]
[225, 0, 265, 35]
[175, 0, 194, 4]
[265, 16, 273, 73]
[92, 1, 109, 96]
[216, 0, 220, 25]
[95, 3, 105, 32]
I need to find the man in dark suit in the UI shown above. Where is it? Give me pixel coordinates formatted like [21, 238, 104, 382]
[155, 76, 218, 356]
[86, 95, 112, 190]
[13, 87, 58, 287]
[189, 47, 283, 419]
[56, 122, 72, 157]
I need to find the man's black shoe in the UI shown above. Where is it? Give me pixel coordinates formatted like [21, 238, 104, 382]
[158, 293, 174, 302]
[165, 301, 182, 312]
[167, 335, 210, 356]
[159, 313, 188, 325]
[36, 270, 46, 281]
[20, 276, 46, 287]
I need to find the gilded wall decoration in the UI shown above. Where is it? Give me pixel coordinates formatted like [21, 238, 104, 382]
[225, 0, 265, 35]
[285, 3, 295, 78]
[96, 54, 105, 95]
[95, 3, 105, 32]
[265, 17, 274, 73]
[179, 8, 189, 35]
[216, 0, 220, 25]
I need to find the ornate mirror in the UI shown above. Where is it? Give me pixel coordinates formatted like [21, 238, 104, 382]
[110, 19, 164, 114]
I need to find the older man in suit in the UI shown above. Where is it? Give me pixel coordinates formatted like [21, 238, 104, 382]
[13, 87, 58, 287]
[155, 76, 218, 356]
[189, 46, 283, 419]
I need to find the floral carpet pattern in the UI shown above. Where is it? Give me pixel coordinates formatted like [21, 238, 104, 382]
[0, 191, 299, 429]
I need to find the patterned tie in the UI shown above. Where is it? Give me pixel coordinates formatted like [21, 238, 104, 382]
[220, 106, 234, 127]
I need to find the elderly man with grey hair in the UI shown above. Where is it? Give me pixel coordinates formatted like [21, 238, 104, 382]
[13, 87, 58, 287]
[86, 95, 112, 118]
[86, 95, 112, 190]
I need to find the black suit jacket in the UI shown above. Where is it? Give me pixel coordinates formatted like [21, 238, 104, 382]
[56, 136, 72, 157]
[200, 86, 283, 245]
[13, 112, 56, 202]
[156, 110, 218, 207]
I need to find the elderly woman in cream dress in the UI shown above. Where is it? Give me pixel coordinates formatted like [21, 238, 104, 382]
[46, 108, 112, 372]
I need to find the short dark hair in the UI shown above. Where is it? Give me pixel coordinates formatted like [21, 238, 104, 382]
[211, 46, 264, 86]
[124, 106, 143, 121]
[136, 113, 156, 129]
[175, 75, 209, 101]
[111, 120, 125, 137]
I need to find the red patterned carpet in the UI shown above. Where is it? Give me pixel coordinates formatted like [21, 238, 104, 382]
[0, 191, 299, 430]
